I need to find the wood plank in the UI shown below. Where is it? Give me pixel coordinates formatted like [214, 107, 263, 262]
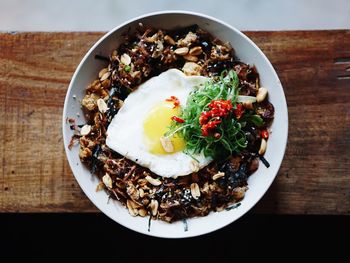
[0, 31, 349, 214]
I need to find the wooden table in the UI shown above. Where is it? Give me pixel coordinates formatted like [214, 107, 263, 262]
[0, 31, 349, 214]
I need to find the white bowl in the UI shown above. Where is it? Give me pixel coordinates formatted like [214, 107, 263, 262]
[62, 11, 288, 238]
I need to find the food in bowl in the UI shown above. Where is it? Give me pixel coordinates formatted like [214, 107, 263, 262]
[68, 24, 274, 223]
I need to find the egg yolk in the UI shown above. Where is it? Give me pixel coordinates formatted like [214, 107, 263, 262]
[143, 101, 185, 154]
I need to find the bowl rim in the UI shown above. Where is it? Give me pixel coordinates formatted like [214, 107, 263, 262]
[62, 10, 288, 238]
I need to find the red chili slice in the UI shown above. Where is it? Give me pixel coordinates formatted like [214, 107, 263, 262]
[166, 96, 180, 108]
[233, 104, 244, 119]
[171, 116, 185, 123]
[260, 129, 269, 139]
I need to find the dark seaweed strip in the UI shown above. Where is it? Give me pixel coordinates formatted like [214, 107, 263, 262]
[225, 202, 241, 211]
[148, 215, 152, 232]
[94, 54, 110, 62]
[70, 124, 86, 130]
[91, 144, 102, 174]
[182, 219, 188, 232]
[169, 24, 199, 41]
[106, 87, 119, 124]
[259, 155, 270, 168]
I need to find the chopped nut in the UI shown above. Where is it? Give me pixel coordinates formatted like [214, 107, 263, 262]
[178, 31, 197, 46]
[190, 183, 201, 199]
[256, 87, 268, 103]
[126, 182, 139, 201]
[130, 70, 141, 78]
[149, 199, 159, 216]
[102, 173, 113, 188]
[183, 54, 198, 62]
[118, 99, 124, 108]
[156, 40, 164, 51]
[159, 136, 174, 153]
[142, 198, 150, 206]
[96, 98, 108, 113]
[174, 47, 189, 56]
[81, 93, 99, 111]
[138, 177, 148, 187]
[100, 71, 111, 81]
[127, 199, 138, 216]
[212, 172, 225, 180]
[98, 68, 108, 79]
[164, 35, 176, 45]
[232, 186, 248, 200]
[79, 147, 92, 159]
[201, 182, 209, 194]
[242, 101, 254, 110]
[127, 199, 142, 209]
[182, 62, 202, 76]
[138, 208, 148, 217]
[80, 125, 91, 136]
[101, 79, 111, 88]
[190, 160, 199, 172]
[120, 53, 131, 65]
[145, 32, 159, 43]
[259, 138, 267, 155]
[210, 45, 231, 61]
[189, 46, 202, 56]
[145, 175, 162, 186]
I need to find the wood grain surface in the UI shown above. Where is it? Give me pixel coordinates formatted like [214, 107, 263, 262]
[0, 31, 349, 214]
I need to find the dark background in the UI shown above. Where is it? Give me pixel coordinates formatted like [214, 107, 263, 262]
[2, 213, 348, 260]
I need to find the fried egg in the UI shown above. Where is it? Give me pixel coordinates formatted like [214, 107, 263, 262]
[106, 69, 212, 178]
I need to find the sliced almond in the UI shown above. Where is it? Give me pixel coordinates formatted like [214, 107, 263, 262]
[98, 68, 108, 79]
[189, 46, 202, 56]
[149, 199, 159, 216]
[256, 87, 268, 103]
[102, 173, 113, 188]
[174, 47, 189, 56]
[183, 54, 198, 62]
[97, 98, 108, 113]
[190, 183, 201, 199]
[95, 182, 104, 192]
[259, 138, 267, 155]
[160, 136, 174, 153]
[139, 188, 145, 198]
[120, 53, 131, 65]
[212, 172, 225, 180]
[80, 124, 91, 136]
[164, 35, 176, 45]
[145, 175, 162, 186]
[100, 71, 111, 81]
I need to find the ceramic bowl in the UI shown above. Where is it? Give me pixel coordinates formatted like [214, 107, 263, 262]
[62, 11, 288, 238]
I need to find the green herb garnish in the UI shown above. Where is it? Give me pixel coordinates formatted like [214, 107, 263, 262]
[124, 65, 131, 72]
[166, 70, 248, 160]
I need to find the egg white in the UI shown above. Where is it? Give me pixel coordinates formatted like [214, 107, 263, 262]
[106, 69, 212, 178]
